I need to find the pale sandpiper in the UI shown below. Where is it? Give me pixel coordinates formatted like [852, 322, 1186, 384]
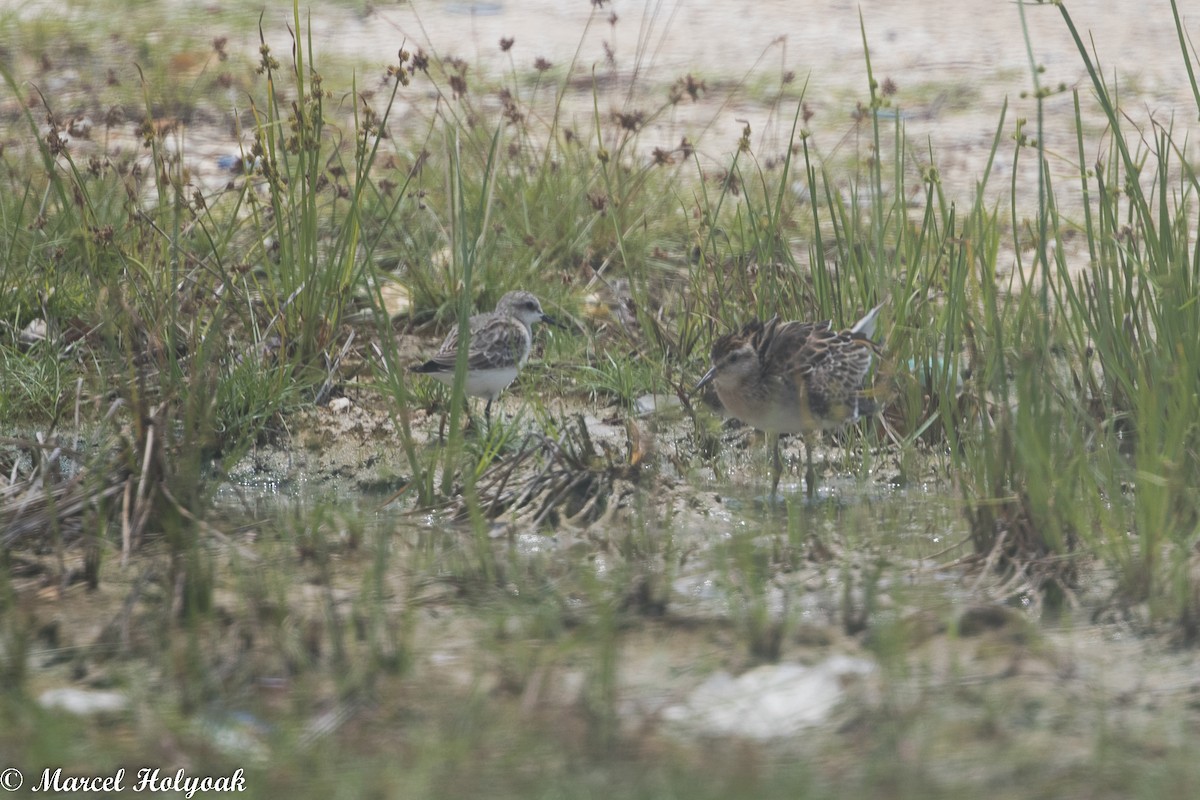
[411, 290, 562, 423]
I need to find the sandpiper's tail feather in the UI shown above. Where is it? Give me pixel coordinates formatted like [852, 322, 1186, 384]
[411, 358, 448, 374]
[850, 303, 885, 340]
[851, 390, 878, 419]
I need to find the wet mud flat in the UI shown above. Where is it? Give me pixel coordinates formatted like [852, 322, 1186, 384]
[7, 390, 1199, 798]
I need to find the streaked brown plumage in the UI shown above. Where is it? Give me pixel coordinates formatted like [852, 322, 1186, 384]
[697, 304, 883, 497]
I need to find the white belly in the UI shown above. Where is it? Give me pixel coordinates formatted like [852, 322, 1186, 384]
[430, 367, 519, 399]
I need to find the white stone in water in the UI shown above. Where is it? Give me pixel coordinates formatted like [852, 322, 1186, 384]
[663, 655, 874, 739]
[634, 393, 681, 416]
[38, 688, 129, 716]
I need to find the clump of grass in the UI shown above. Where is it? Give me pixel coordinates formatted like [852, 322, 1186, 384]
[460, 413, 645, 529]
[0, 3, 420, 580]
[924, 0, 1200, 624]
[1049, 0, 1200, 632]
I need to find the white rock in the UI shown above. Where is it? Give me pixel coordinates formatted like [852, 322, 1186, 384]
[664, 655, 873, 739]
[38, 688, 129, 716]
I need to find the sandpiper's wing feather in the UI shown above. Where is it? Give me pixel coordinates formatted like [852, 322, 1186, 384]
[464, 315, 529, 370]
[705, 304, 882, 399]
[759, 319, 828, 381]
[720, 307, 882, 384]
[422, 313, 527, 372]
[757, 309, 883, 420]
[801, 327, 879, 383]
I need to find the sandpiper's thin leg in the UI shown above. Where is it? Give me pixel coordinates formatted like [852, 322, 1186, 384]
[804, 440, 816, 498]
[461, 397, 478, 433]
[770, 434, 782, 498]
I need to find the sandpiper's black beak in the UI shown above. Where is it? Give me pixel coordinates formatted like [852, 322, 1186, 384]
[694, 365, 717, 392]
[540, 312, 568, 330]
